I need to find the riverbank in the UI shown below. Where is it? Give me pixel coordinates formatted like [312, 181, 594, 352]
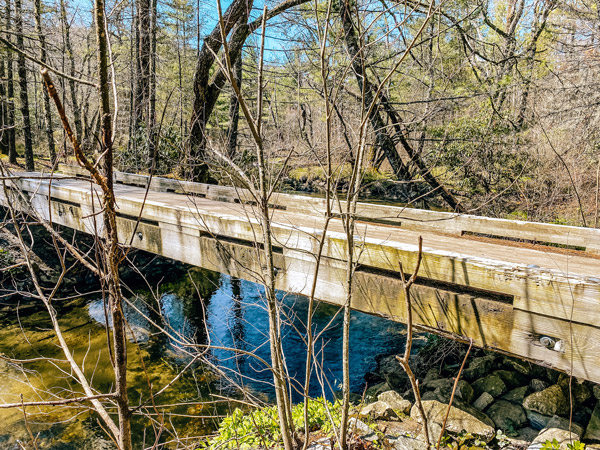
[346, 342, 600, 450]
[206, 340, 600, 450]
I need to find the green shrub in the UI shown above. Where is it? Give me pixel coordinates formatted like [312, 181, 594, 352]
[204, 398, 342, 449]
[541, 439, 585, 450]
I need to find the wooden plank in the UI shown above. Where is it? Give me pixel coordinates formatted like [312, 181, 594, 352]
[3, 184, 599, 382]
[58, 164, 600, 253]
[12, 176, 600, 328]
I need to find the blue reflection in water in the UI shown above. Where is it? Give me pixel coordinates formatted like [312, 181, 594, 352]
[205, 275, 409, 401]
[88, 273, 410, 402]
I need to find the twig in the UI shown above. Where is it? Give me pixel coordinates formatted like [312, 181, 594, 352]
[437, 338, 473, 449]
[395, 236, 430, 447]
[1, 393, 118, 409]
[0, 35, 96, 87]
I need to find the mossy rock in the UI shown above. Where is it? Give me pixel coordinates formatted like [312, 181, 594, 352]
[523, 385, 569, 416]
[486, 399, 527, 431]
[472, 374, 507, 398]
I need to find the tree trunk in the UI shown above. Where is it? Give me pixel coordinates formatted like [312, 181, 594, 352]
[95, 0, 132, 446]
[189, 0, 252, 182]
[34, 0, 57, 163]
[60, 0, 83, 143]
[15, 0, 34, 170]
[226, 52, 242, 158]
[516, 0, 555, 128]
[134, 0, 151, 131]
[339, 0, 410, 181]
[0, 54, 8, 155]
[147, 0, 157, 166]
[5, 1, 17, 163]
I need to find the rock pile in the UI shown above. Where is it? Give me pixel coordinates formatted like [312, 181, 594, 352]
[353, 352, 600, 449]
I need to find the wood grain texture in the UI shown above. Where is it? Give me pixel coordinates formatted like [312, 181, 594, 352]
[4, 172, 600, 382]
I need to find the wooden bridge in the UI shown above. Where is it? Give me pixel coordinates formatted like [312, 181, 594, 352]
[3, 165, 600, 383]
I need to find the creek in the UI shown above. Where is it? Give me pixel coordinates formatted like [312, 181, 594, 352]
[0, 267, 412, 448]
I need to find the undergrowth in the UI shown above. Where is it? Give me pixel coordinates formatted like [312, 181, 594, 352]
[203, 398, 342, 449]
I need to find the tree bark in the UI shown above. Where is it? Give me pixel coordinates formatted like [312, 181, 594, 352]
[226, 51, 242, 158]
[339, 0, 410, 181]
[60, 0, 83, 143]
[5, 1, 17, 163]
[34, 0, 57, 163]
[95, 0, 132, 446]
[15, 0, 34, 170]
[134, 0, 150, 132]
[188, 0, 252, 182]
[0, 53, 8, 155]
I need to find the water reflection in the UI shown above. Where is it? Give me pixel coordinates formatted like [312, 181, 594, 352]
[0, 268, 409, 447]
[205, 275, 410, 401]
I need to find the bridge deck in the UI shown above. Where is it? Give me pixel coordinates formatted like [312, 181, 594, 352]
[3, 171, 600, 382]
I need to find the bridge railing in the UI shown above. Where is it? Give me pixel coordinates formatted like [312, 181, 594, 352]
[58, 164, 600, 254]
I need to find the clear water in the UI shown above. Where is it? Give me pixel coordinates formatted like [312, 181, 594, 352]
[0, 269, 409, 448]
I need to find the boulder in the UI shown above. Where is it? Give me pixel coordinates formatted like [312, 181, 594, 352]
[378, 391, 412, 415]
[529, 379, 550, 393]
[473, 393, 494, 411]
[463, 356, 495, 381]
[366, 382, 392, 400]
[585, 402, 600, 441]
[486, 400, 527, 431]
[423, 368, 441, 385]
[529, 416, 584, 450]
[455, 380, 475, 404]
[523, 385, 569, 416]
[503, 386, 529, 404]
[594, 385, 600, 401]
[556, 375, 592, 404]
[410, 400, 495, 443]
[378, 355, 409, 390]
[546, 368, 561, 384]
[472, 374, 507, 398]
[503, 357, 534, 376]
[348, 417, 374, 435]
[421, 379, 473, 405]
[388, 436, 428, 450]
[501, 427, 539, 448]
[424, 378, 453, 390]
[493, 370, 528, 389]
[307, 438, 332, 450]
[359, 400, 398, 421]
[526, 410, 553, 431]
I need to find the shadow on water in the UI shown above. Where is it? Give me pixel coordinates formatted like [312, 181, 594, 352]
[0, 268, 409, 448]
